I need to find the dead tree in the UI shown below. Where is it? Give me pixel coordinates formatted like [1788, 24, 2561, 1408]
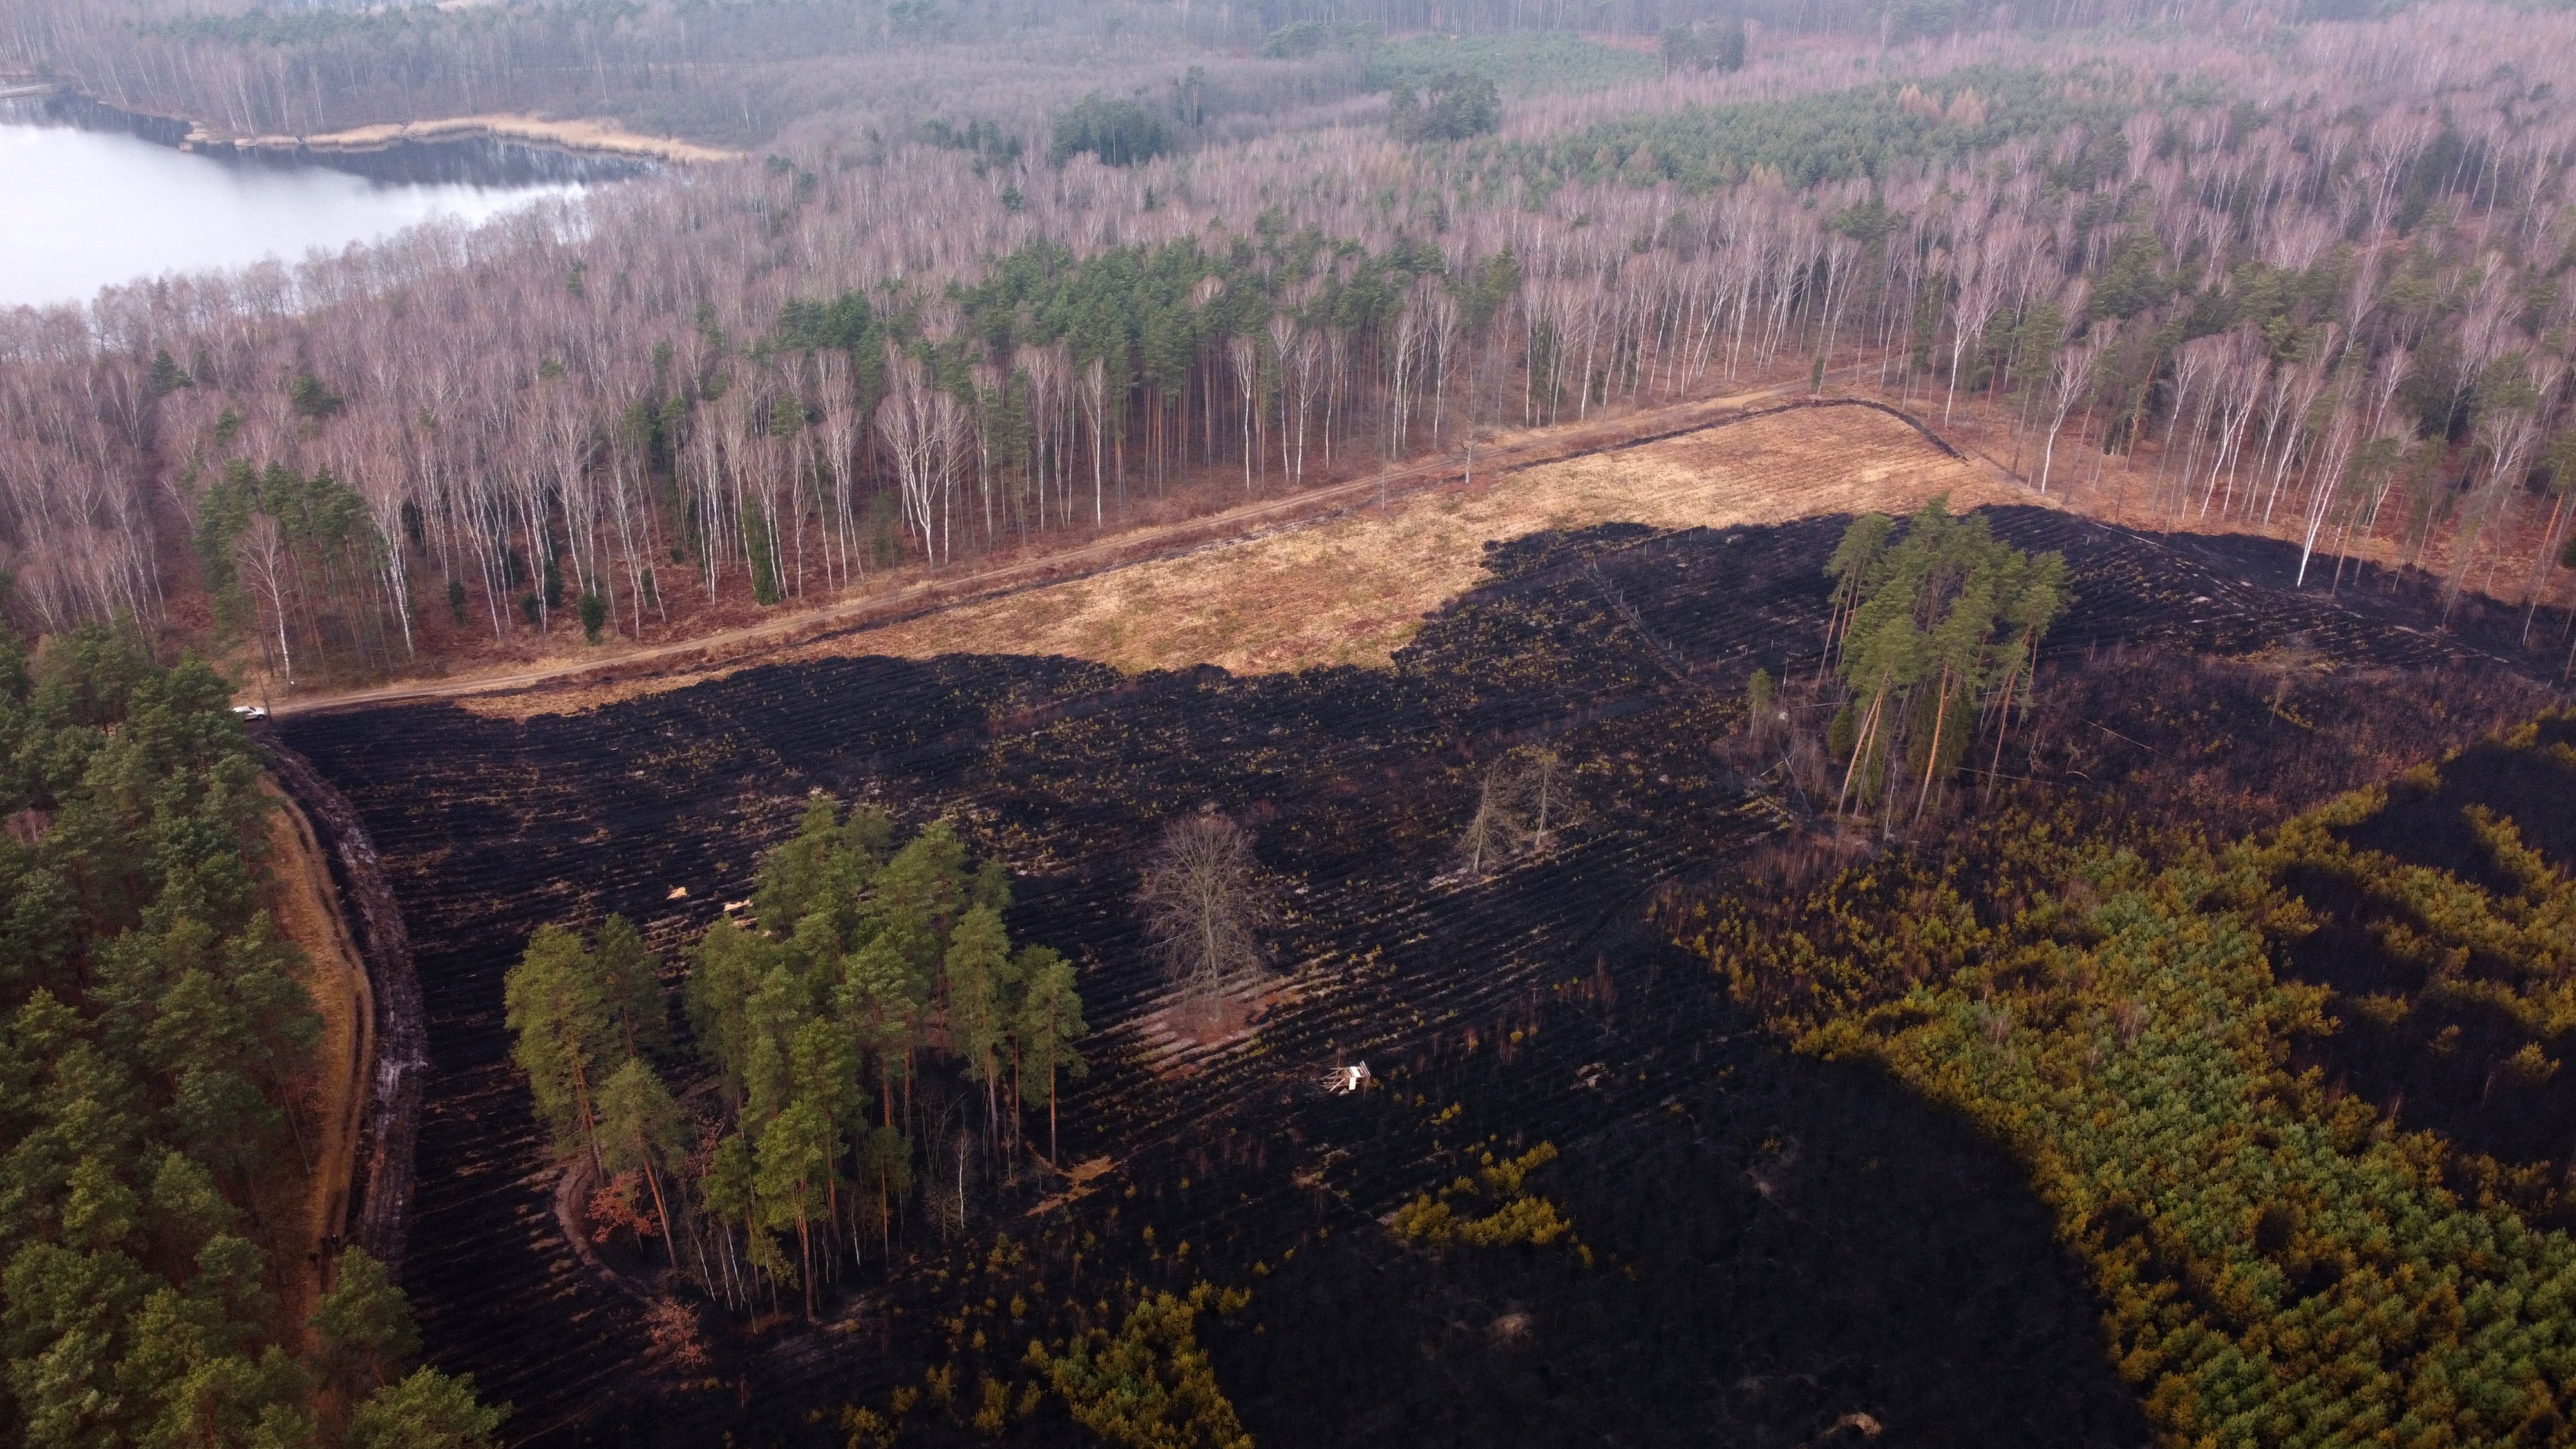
[1456, 763, 1527, 878]
[1519, 748, 1573, 855]
[1137, 813, 1269, 1006]
[1457, 747, 1580, 876]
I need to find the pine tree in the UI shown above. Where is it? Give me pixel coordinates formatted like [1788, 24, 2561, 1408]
[741, 963, 805, 1128]
[1014, 947, 1088, 1166]
[504, 925, 610, 1165]
[838, 935, 922, 1127]
[943, 905, 1014, 1142]
[595, 1058, 688, 1265]
[860, 1126, 914, 1258]
[683, 918, 774, 1110]
[699, 1133, 757, 1312]
[754, 1099, 837, 1320]
[591, 914, 670, 1061]
[345, 1366, 506, 1449]
[309, 1247, 420, 1400]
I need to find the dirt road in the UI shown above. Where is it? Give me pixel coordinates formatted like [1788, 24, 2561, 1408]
[258, 780, 374, 1330]
[271, 375, 1989, 718]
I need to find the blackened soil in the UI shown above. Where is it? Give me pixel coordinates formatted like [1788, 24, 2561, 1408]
[2341, 714, 2576, 884]
[2277, 714, 2576, 1178]
[279, 506, 2566, 1445]
[1206, 929, 2146, 1448]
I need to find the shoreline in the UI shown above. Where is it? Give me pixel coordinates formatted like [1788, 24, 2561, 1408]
[15, 86, 733, 167]
[191, 111, 739, 166]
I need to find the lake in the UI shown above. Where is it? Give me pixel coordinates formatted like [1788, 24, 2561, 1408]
[0, 101, 620, 310]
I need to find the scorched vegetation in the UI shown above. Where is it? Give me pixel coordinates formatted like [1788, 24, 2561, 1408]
[1681, 714, 2576, 1444]
[281, 496, 2566, 1443]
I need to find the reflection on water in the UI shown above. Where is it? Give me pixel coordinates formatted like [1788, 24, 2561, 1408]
[0, 100, 625, 310]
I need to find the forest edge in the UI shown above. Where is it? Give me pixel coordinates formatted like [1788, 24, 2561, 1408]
[263, 734, 431, 1282]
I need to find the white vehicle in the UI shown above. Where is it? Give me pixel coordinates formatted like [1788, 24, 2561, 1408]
[231, 705, 268, 721]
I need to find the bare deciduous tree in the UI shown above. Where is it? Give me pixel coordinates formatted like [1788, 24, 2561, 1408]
[235, 513, 295, 688]
[1457, 764, 1526, 878]
[1137, 813, 1269, 1003]
[9, 1, 2576, 661]
[1457, 747, 1580, 878]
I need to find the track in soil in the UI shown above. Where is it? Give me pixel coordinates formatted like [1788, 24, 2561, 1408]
[278, 506, 2568, 1446]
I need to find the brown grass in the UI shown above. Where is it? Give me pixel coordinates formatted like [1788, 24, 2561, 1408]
[788, 404, 2009, 677]
[261, 781, 374, 1338]
[258, 343, 2576, 723]
[273, 372, 1817, 718]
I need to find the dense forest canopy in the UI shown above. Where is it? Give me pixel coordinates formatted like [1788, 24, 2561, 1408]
[1048, 96, 1178, 169]
[1363, 31, 1660, 94]
[1388, 68, 1503, 142]
[3, 0, 2573, 696]
[0, 0, 2231, 143]
[0, 625, 497, 1448]
[1502, 63, 2146, 189]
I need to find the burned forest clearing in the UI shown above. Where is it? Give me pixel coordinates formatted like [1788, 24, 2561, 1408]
[274, 482, 2576, 1446]
[23, 0, 2576, 1442]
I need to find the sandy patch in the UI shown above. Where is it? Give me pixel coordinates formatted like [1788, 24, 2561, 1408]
[217, 113, 738, 164]
[261, 780, 374, 1336]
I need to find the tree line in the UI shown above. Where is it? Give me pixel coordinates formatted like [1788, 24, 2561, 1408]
[0, 0, 1366, 147]
[504, 797, 1086, 1323]
[6, 6, 2576, 680]
[0, 0, 2338, 145]
[0, 623, 500, 1449]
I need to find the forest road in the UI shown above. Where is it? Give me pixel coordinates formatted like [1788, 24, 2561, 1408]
[271, 369, 1980, 718]
[256, 777, 374, 1333]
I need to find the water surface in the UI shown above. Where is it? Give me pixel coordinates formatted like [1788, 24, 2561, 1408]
[0, 108, 598, 309]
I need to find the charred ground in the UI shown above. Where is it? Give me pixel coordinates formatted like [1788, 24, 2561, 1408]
[278, 505, 2567, 1446]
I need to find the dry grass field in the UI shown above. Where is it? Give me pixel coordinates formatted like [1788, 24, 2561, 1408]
[780, 402, 2012, 679]
[251, 355, 2568, 724]
[270, 370, 2046, 723]
[446, 401, 2008, 719]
